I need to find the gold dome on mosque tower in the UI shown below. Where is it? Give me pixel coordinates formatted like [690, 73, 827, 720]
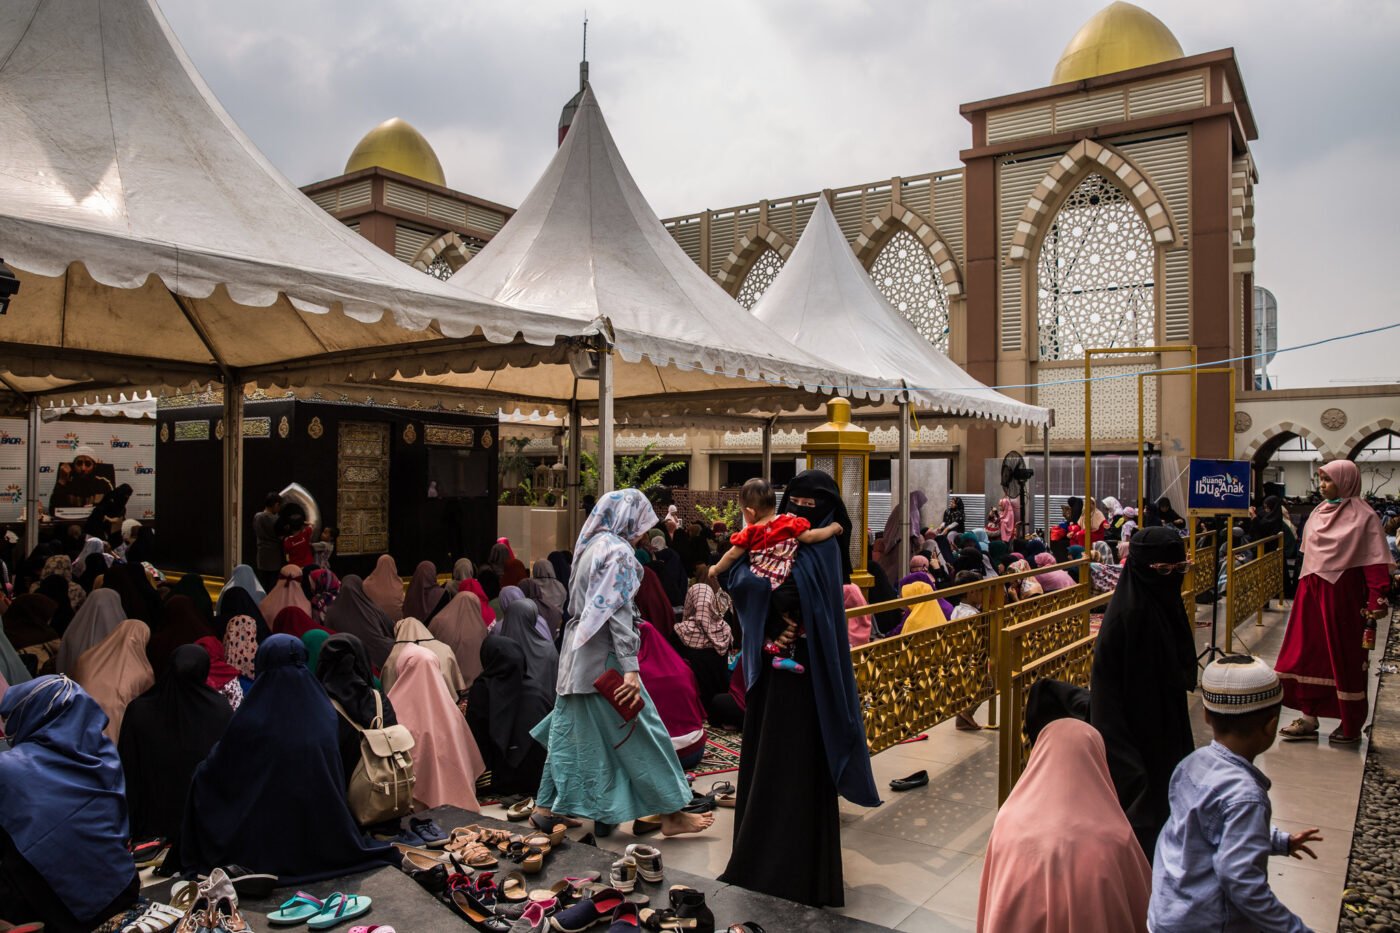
[1051, 2, 1185, 85]
[345, 117, 446, 187]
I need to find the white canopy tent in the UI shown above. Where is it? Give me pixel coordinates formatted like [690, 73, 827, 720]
[0, 0, 888, 561]
[0, 0, 614, 562]
[752, 197, 1051, 569]
[364, 87, 899, 499]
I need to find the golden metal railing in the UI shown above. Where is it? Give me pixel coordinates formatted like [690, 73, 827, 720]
[996, 591, 1111, 802]
[847, 559, 1090, 753]
[1226, 533, 1285, 648]
[1183, 528, 1217, 616]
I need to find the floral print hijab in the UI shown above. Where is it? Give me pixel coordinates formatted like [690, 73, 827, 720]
[222, 615, 258, 680]
[570, 489, 657, 650]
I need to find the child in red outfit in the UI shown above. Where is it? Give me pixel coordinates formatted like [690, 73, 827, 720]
[710, 478, 844, 673]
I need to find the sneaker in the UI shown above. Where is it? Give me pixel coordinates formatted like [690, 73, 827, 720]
[410, 816, 449, 848]
[608, 856, 638, 893]
[606, 902, 642, 932]
[550, 887, 627, 932]
[206, 869, 251, 933]
[623, 844, 662, 884]
[509, 901, 552, 933]
[393, 823, 427, 847]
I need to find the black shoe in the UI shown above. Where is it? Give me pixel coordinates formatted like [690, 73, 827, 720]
[681, 790, 716, 814]
[890, 770, 929, 792]
[594, 820, 615, 838]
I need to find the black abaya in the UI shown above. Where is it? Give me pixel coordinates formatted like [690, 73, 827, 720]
[466, 636, 550, 797]
[719, 638, 843, 908]
[1089, 526, 1197, 860]
[118, 644, 232, 845]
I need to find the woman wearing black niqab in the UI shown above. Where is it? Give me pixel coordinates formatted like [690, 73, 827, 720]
[118, 644, 232, 846]
[171, 635, 395, 883]
[719, 469, 880, 908]
[466, 635, 552, 797]
[315, 633, 397, 786]
[1089, 526, 1197, 861]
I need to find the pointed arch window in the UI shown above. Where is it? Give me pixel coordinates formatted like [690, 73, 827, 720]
[869, 229, 950, 352]
[735, 247, 785, 310]
[425, 254, 455, 280]
[1036, 173, 1156, 361]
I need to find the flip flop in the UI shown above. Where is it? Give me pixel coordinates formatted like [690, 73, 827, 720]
[307, 893, 372, 931]
[348, 927, 396, 933]
[268, 892, 326, 925]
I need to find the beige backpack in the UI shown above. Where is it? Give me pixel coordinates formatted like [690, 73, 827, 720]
[330, 693, 416, 826]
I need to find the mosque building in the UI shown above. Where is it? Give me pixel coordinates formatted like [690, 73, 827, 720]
[300, 3, 1395, 505]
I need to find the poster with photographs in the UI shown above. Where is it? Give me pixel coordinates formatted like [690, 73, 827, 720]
[0, 418, 157, 523]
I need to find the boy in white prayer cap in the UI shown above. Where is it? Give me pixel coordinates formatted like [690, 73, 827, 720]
[1149, 655, 1321, 932]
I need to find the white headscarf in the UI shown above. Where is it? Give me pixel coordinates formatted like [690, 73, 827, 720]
[217, 565, 266, 614]
[570, 489, 657, 650]
[72, 538, 109, 577]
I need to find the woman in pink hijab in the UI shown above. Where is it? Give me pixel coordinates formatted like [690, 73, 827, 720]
[385, 643, 483, 811]
[362, 554, 404, 620]
[979, 719, 1150, 931]
[259, 564, 312, 621]
[843, 585, 872, 647]
[1276, 460, 1394, 743]
[1032, 553, 1078, 593]
[996, 497, 1018, 543]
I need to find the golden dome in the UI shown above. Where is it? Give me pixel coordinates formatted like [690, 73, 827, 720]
[345, 118, 446, 187]
[1051, 2, 1184, 85]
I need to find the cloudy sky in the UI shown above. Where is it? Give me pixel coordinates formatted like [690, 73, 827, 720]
[159, 0, 1399, 390]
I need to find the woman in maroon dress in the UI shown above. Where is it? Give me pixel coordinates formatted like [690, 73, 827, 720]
[1275, 460, 1393, 744]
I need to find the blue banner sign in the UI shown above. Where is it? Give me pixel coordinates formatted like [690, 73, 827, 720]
[1187, 459, 1252, 514]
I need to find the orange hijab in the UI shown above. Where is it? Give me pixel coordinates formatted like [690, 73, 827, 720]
[978, 719, 1150, 932]
[72, 618, 155, 743]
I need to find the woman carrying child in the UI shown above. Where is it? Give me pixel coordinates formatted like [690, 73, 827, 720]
[720, 470, 881, 907]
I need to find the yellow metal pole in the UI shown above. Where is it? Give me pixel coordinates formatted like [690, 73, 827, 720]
[1137, 372, 1147, 519]
[1083, 355, 1093, 547]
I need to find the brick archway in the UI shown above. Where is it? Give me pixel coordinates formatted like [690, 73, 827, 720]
[410, 232, 473, 276]
[852, 204, 963, 298]
[1341, 419, 1399, 459]
[1242, 421, 1340, 463]
[716, 224, 794, 294]
[1007, 138, 1181, 263]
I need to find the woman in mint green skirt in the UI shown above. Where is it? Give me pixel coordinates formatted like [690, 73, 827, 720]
[531, 489, 714, 836]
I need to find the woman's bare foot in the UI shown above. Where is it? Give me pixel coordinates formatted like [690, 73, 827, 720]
[955, 712, 981, 731]
[661, 810, 715, 836]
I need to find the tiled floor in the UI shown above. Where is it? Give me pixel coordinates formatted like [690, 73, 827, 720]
[490, 598, 1372, 931]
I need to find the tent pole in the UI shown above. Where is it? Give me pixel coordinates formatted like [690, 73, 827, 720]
[24, 397, 40, 554]
[1042, 416, 1053, 536]
[761, 417, 774, 478]
[898, 399, 911, 577]
[597, 350, 615, 495]
[222, 378, 244, 577]
[567, 399, 582, 540]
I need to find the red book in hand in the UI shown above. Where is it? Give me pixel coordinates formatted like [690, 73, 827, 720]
[593, 669, 641, 748]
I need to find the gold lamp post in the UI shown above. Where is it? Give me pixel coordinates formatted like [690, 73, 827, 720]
[803, 397, 874, 589]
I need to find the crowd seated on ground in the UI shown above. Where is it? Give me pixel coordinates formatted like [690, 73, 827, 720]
[0, 480, 1390, 932]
